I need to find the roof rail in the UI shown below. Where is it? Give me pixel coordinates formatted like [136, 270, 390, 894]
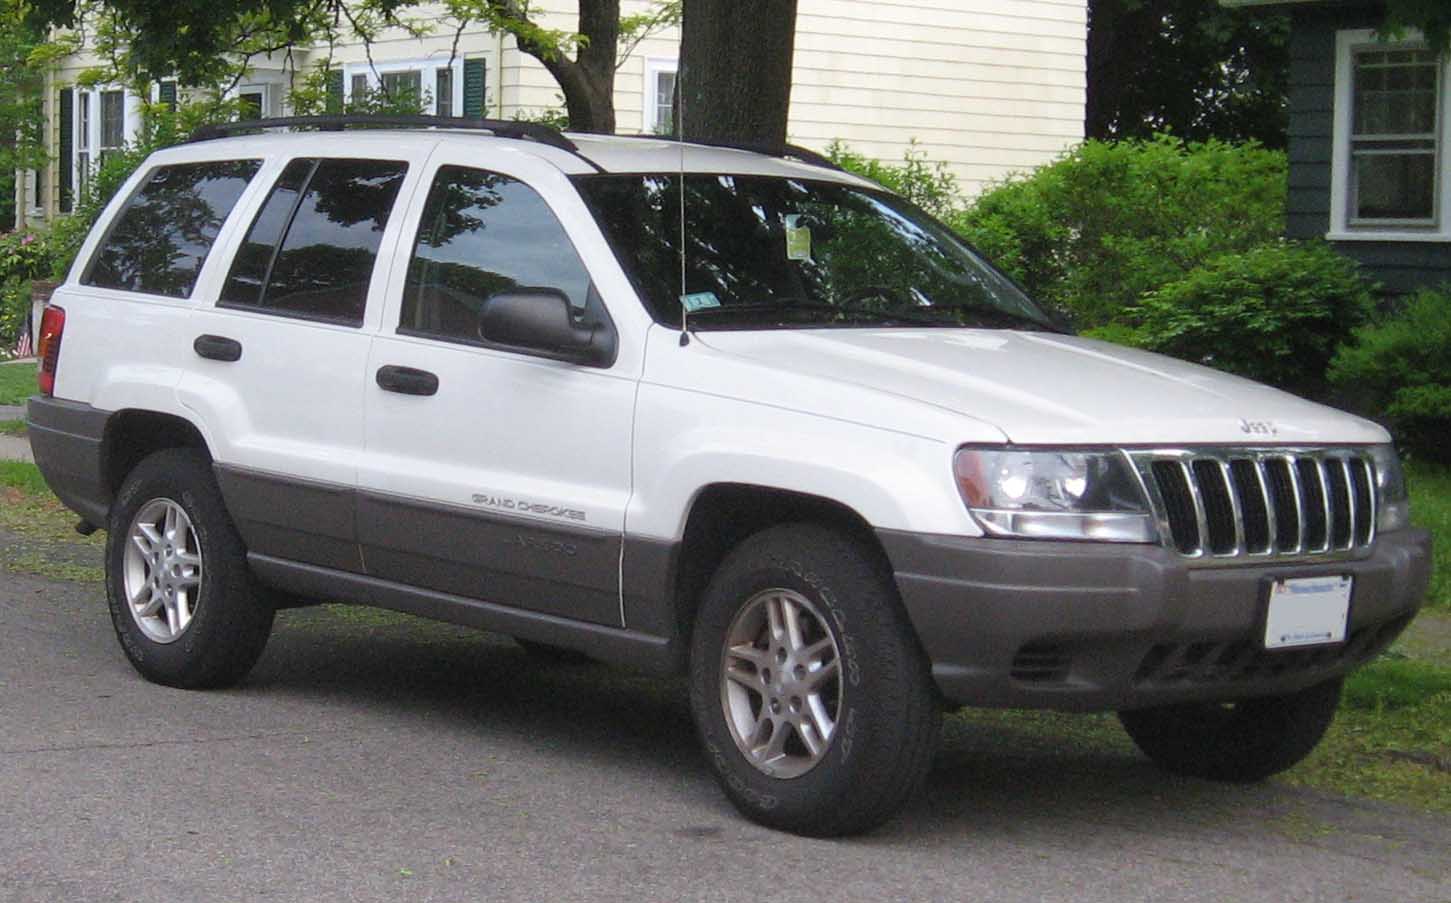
[610, 133, 844, 172]
[187, 115, 580, 153]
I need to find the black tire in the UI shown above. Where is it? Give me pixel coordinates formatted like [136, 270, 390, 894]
[105, 449, 274, 689]
[1117, 677, 1343, 782]
[688, 523, 941, 837]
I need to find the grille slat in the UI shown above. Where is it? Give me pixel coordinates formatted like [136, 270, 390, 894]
[1136, 449, 1376, 561]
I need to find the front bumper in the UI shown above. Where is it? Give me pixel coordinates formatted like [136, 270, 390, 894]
[879, 528, 1432, 711]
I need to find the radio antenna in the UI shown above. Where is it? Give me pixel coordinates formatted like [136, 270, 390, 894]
[677, 64, 690, 347]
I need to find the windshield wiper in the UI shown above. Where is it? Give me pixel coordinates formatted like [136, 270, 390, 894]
[687, 299, 951, 327]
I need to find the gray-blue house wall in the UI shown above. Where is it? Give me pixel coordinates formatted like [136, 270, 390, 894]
[1288, 3, 1451, 294]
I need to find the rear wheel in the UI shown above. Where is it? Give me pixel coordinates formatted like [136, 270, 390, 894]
[688, 524, 940, 837]
[106, 449, 274, 689]
[1117, 677, 1343, 782]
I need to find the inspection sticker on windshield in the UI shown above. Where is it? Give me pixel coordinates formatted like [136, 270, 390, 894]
[680, 291, 721, 312]
[1264, 576, 1351, 650]
[784, 215, 813, 262]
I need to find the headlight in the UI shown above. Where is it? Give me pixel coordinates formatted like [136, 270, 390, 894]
[1369, 444, 1410, 533]
[953, 447, 1157, 542]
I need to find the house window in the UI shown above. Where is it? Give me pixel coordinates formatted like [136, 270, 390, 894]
[1350, 49, 1440, 223]
[238, 88, 265, 120]
[1331, 30, 1451, 241]
[100, 90, 126, 160]
[344, 60, 460, 116]
[436, 69, 453, 118]
[644, 60, 677, 135]
[77, 93, 91, 198]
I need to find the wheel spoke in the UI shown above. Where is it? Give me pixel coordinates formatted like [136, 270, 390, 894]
[174, 591, 194, 632]
[132, 524, 160, 557]
[766, 595, 786, 642]
[761, 719, 790, 762]
[782, 596, 807, 651]
[136, 591, 163, 619]
[174, 551, 202, 569]
[727, 642, 771, 671]
[805, 695, 836, 744]
[173, 570, 202, 590]
[796, 719, 824, 757]
[725, 662, 766, 694]
[163, 596, 180, 635]
[163, 504, 179, 543]
[804, 657, 839, 690]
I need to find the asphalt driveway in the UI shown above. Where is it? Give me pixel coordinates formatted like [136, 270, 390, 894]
[3, 557, 1451, 903]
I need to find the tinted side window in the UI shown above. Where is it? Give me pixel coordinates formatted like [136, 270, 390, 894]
[85, 160, 261, 298]
[221, 158, 408, 325]
[401, 166, 597, 343]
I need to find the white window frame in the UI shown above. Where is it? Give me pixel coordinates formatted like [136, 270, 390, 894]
[1329, 29, 1451, 242]
[643, 58, 677, 135]
[237, 84, 271, 118]
[71, 85, 141, 203]
[343, 58, 462, 116]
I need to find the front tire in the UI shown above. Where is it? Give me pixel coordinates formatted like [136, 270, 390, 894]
[106, 449, 274, 689]
[1118, 677, 1343, 782]
[688, 524, 940, 837]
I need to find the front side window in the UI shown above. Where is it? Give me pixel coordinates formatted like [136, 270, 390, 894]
[221, 158, 408, 325]
[401, 166, 598, 344]
[1351, 48, 1441, 224]
[84, 160, 262, 298]
[578, 173, 1057, 331]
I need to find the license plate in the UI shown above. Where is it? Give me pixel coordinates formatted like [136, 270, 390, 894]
[1264, 576, 1352, 650]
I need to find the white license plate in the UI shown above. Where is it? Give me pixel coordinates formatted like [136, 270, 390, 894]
[1264, 576, 1352, 650]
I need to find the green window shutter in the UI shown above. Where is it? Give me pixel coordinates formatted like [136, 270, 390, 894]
[326, 68, 344, 113]
[463, 58, 486, 118]
[58, 88, 74, 213]
[158, 81, 177, 111]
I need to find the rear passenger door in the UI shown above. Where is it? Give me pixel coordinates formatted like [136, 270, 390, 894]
[178, 155, 416, 573]
[357, 157, 636, 627]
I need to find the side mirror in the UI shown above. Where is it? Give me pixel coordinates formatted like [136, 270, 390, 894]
[479, 289, 616, 367]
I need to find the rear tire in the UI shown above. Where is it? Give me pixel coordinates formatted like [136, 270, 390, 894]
[1118, 677, 1343, 782]
[688, 524, 940, 837]
[105, 449, 274, 689]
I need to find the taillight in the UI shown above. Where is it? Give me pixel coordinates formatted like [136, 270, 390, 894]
[37, 305, 65, 396]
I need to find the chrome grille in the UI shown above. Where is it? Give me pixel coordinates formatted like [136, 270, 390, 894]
[1131, 449, 1377, 561]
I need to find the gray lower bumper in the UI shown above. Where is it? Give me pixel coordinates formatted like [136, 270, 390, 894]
[878, 528, 1433, 711]
[26, 396, 111, 526]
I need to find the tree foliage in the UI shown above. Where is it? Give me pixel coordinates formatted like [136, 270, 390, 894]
[952, 134, 1287, 330]
[1087, 0, 1291, 147]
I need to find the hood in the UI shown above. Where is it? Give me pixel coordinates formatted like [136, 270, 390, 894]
[693, 328, 1389, 446]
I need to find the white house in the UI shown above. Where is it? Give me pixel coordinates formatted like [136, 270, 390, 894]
[15, 0, 1087, 227]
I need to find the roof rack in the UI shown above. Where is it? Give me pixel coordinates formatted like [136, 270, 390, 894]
[609, 133, 845, 172]
[187, 115, 580, 153]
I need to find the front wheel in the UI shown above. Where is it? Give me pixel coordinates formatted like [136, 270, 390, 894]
[688, 524, 940, 837]
[106, 449, 274, 689]
[1117, 677, 1343, 782]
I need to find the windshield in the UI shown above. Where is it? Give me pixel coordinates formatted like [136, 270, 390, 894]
[576, 173, 1058, 331]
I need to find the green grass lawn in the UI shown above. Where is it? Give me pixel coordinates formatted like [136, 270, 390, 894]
[1409, 462, 1450, 612]
[0, 419, 25, 436]
[0, 361, 38, 406]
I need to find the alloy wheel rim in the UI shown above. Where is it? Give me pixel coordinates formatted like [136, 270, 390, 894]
[719, 588, 842, 779]
[122, 498, 203, 644]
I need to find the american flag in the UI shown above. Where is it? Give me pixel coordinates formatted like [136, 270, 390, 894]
[13, 317, 34, 358]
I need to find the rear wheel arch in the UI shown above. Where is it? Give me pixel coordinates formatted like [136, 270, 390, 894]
[102, 410, 213, 500]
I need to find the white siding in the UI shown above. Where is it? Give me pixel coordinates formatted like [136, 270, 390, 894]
[32, 0, 1085, 221]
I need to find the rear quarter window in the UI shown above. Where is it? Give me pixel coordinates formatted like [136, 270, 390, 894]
[84, 159, 262, 298]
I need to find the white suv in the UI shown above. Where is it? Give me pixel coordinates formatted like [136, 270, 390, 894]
[27, 118, 1432, 836]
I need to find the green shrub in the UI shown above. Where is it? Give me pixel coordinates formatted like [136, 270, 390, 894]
[952, 134, 1286, 329]
[1134, 242, 1375, 395]
[827, 140, 962, 220]
[1329, 286, 1451, 463]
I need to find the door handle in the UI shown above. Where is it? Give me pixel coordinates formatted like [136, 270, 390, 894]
[194, 334, 243, 362]
[376, 365, 439, 397]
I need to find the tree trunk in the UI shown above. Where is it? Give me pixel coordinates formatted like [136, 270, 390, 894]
[678, 0, 798, 148]
[506, 0, 619, 133]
